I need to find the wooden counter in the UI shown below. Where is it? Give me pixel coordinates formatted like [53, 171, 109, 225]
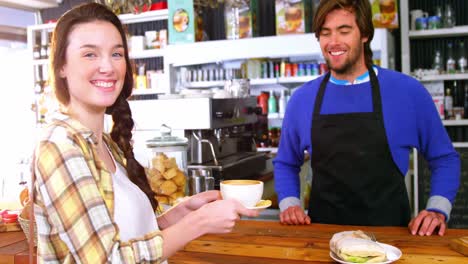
[1, 220, 467, 263]
[169, 220, 468, 263]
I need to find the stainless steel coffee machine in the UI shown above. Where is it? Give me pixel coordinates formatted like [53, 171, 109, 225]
[184, 96, 268, 194]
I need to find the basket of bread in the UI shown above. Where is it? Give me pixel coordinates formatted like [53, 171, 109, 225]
[18, 187, 37, 246]
[329, 230, 402, 263]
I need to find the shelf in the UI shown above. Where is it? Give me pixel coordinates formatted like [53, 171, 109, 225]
[32, 59, 49, 66]
[409, 25, 468, 39]
[183, 76, 320, 88]
[418, 73, 468, 82]
[184, 81, 225, 88]
[166, 34, 321, 67]
[166, 28, 388, 67]
[278, 75, 320, 83]
[443, 119, 468, 126]
[129, 48, 165, 59]
[250, 78, 277, 85]
[28, 22, 56, 31]
[132, 88, 161, 95]
[453, 142, 468, 148]
[118, 9, 168, 24]
[28, 9, 168, 31]
[257, 147, 278, 154]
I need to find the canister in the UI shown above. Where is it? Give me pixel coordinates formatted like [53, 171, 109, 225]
[146, 125, 189, 206]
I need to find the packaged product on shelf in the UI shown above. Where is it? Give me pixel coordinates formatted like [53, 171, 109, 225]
[370, 0, 399, 29]
[225, 0, 257, 39]
[275, 0, 312, 35]
[144, 30, 158, 49]
[425, 81, 445, 119]
[169, 0, 196, 44]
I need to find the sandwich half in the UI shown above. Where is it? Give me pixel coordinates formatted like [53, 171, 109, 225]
[330, 231, 387, 263]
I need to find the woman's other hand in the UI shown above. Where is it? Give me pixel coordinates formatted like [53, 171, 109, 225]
[196, 199, 259, 234]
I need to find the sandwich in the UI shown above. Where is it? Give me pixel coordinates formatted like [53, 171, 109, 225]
[330, 231, 387, 263]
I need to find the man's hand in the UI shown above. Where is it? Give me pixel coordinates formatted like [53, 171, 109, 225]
[279, 206, 311, 225]
[408, 210, 447, 236]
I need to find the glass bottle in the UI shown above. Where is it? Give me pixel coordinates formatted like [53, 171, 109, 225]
[433, 50, 443, 73]
[444, 88, 453, 119]
[443, 3, 455, 28]
[458, 41, 467, 73]
[446, 42, 456, 74]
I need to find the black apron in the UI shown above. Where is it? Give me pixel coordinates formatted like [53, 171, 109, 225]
[308, 68, 411, 226]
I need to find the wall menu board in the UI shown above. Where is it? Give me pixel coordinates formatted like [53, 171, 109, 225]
[418, 148, 468, 229]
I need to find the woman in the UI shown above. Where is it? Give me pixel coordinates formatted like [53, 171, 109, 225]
[33, 3, 259, 263]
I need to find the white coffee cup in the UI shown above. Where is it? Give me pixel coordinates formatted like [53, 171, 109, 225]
[410, 9, 428, 30]
[220, 180, 263, 208]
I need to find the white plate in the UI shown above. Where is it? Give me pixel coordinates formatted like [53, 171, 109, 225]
[246, 200, 272, 210]
[330, 242, 402, 264]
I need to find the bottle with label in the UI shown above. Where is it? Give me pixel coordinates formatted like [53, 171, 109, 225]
[458, 41, 467, 73]
[446, 42, 456, 74]
[268, 90, 277, 114]
[444, 88, 453, 119]
[136, 63, 147, 89]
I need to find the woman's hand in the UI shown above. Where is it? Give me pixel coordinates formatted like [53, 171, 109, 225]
[183, 190, 222, 211]
[196, 199, 260, 234]
[157, 191, 222, 228]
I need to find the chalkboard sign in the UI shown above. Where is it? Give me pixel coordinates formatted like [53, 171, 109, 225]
[418, 148, 468, 229]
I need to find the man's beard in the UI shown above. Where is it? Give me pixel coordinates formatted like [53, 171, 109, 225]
[325, 44, 363, 75]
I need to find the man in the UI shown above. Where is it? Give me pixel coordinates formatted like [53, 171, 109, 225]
[274, 0, 460, 236]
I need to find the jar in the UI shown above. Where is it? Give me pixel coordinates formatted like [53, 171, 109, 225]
[224, 78, 250, 98]
[225, 0, 252, 39]
[146, 125, 188, 206]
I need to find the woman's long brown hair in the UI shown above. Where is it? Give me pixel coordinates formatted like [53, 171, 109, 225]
[312, 0, 375, 68]
[49, 2, 158, 210]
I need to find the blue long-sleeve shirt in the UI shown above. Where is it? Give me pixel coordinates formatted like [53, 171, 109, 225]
[273, 67, 460, 219]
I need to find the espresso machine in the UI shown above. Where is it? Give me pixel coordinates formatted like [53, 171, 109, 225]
[184, 96, 269, 194]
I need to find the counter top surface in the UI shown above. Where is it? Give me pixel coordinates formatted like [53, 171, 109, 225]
[169, 220, 468, 263]
[1, 220, 467, 263]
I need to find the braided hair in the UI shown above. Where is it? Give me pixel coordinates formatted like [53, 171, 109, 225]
[109, 96, 158, 211]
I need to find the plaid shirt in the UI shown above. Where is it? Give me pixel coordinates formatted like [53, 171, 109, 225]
[34, 113, 163, 263]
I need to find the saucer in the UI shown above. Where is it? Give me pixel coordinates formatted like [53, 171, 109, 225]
[246, 200, 272, 210]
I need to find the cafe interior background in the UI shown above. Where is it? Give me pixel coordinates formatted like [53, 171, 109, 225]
[0, 0, 467, 228]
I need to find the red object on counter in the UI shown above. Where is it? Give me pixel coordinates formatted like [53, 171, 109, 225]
[1, 210, 18, 223]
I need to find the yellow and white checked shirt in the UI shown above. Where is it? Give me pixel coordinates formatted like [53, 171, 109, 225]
[33, 113, 163, 263]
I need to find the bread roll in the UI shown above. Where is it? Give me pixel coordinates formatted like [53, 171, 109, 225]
[159, 180, 177, 195]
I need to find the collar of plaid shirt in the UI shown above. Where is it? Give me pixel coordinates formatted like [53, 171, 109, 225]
[54, 112, 127, 217]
